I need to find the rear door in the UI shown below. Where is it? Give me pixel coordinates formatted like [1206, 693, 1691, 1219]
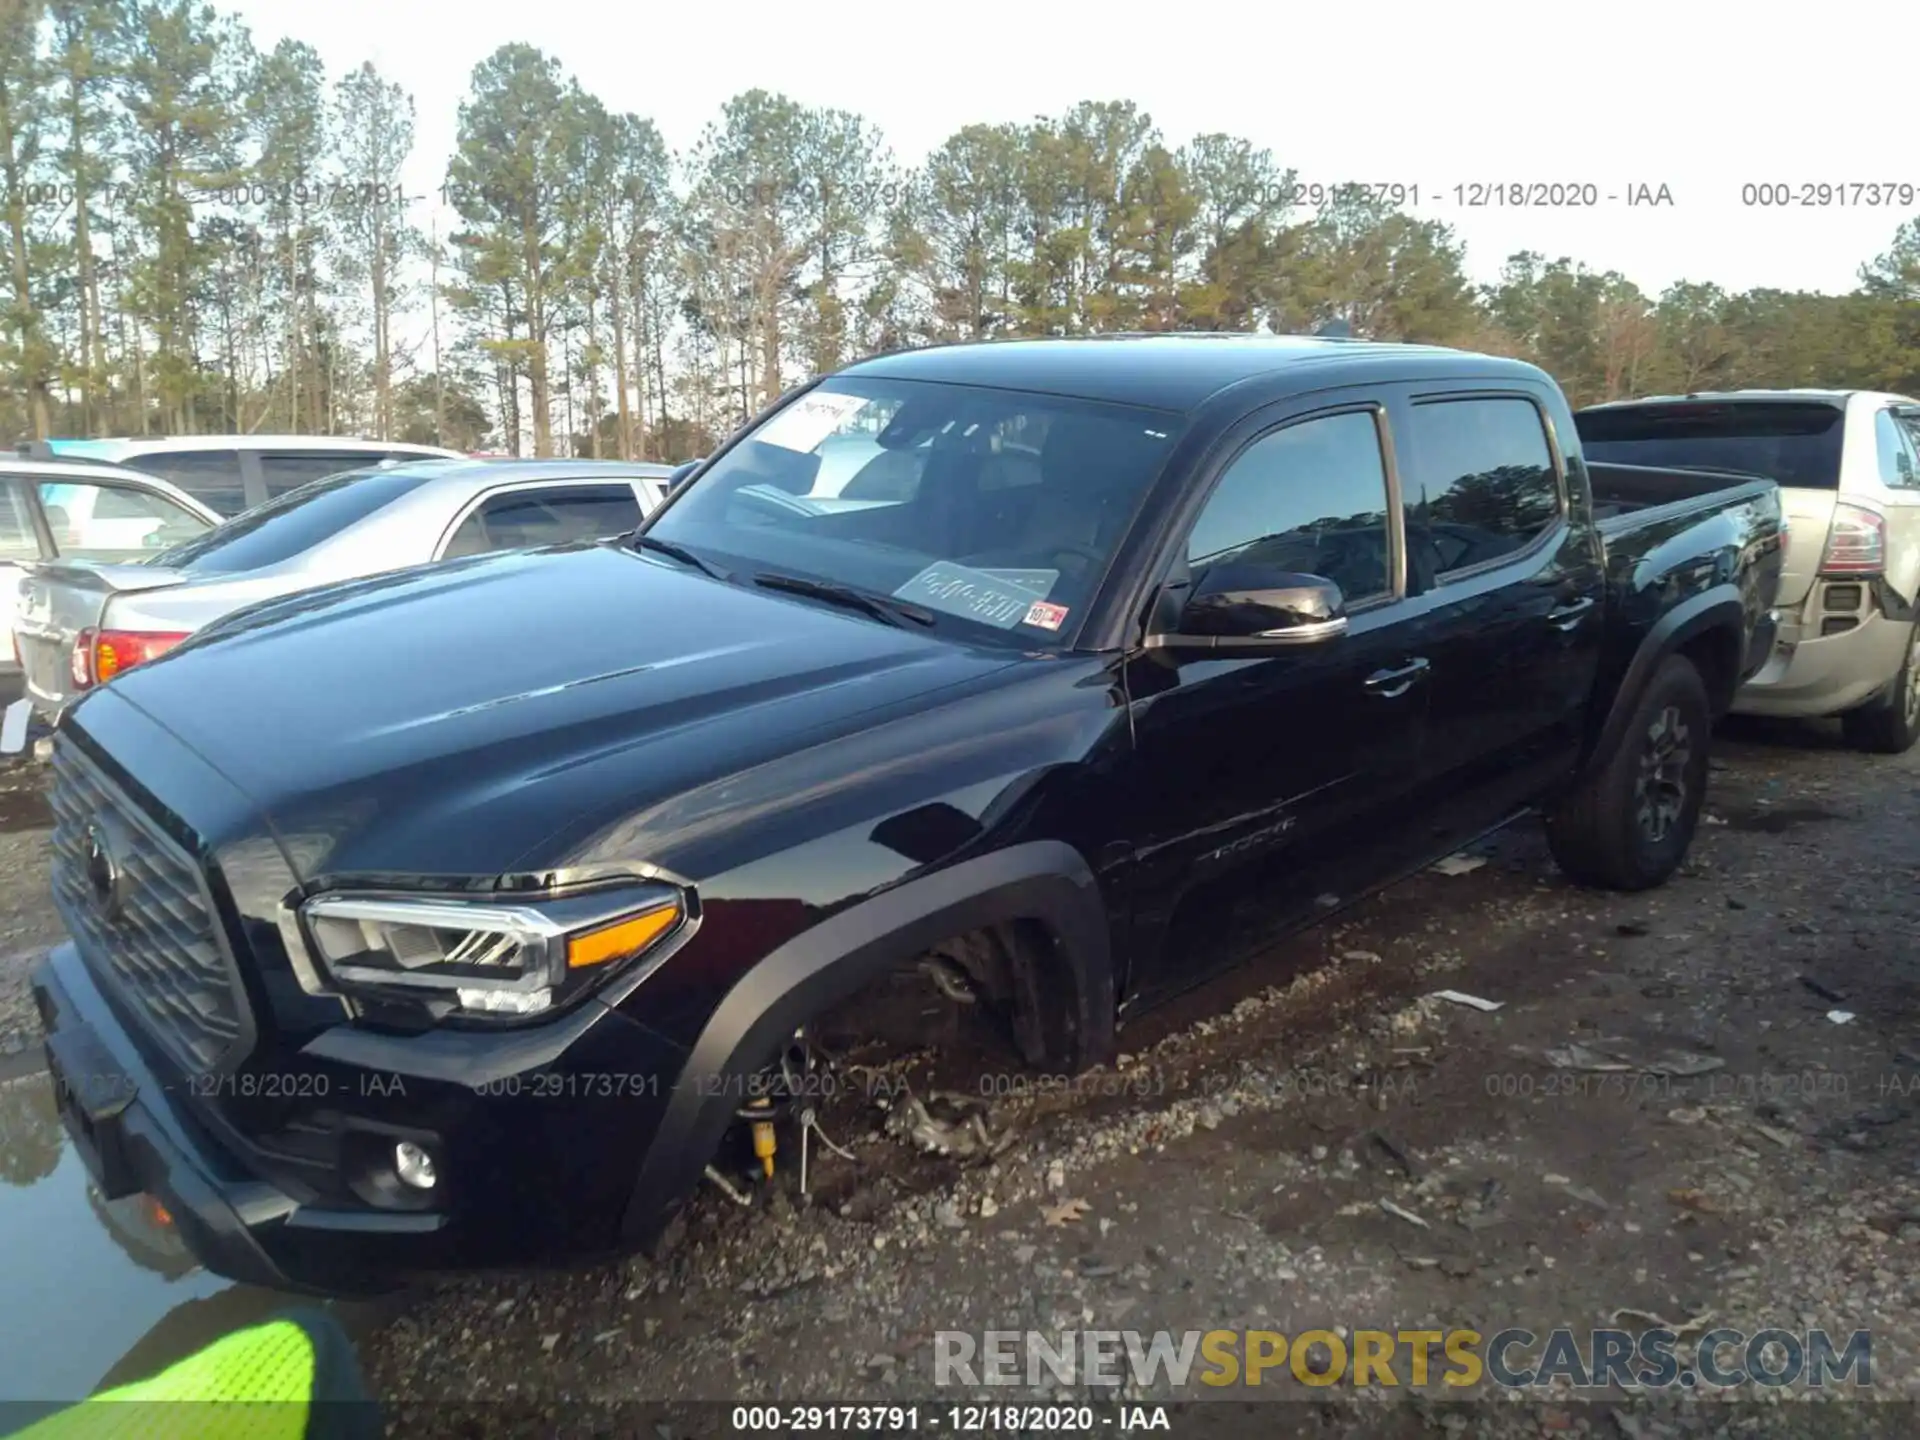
[116, 448, 249, 517]
[0, 477, 52, 682]
[435, 482, 647, 559]
[1399, 386, 1605, 833]
[1874, 404, 1920, 619]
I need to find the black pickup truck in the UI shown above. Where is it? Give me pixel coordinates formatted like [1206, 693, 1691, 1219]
[31, 336, 1784, 1294]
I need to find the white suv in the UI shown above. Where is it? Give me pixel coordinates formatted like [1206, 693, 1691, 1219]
[1578, 391, 1920, 754]
[21, 435, 464, 518]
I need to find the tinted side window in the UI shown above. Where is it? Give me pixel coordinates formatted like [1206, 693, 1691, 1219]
[118, 450, 245, 515]
[1898, 416, 1920, 489]
[1409, 398, 1560, 578]
[256, 452, 379, 498]
[466, 485, 645, 552]
[442, 511, 490, 559]
[0, 480, 42, 562]
[1188, 409, 1393, 604]
[1873, 409, 1919, 489]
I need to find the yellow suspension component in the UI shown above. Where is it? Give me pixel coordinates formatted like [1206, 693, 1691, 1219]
[749, 1097, 776, 1178]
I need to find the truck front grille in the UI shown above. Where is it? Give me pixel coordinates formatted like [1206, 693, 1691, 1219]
[47, 739, 252, 1075]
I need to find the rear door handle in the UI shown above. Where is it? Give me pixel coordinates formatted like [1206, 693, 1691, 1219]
[1547, 596, 1597, 631]
[1364, 657, 1430, 698]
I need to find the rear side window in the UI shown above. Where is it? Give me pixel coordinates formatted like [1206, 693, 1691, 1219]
[1575, 402, 1846, 490]
[0, 480, 41, 562]
[442, 484, 644, 557]
[1408, 397, 1561, 578]
[149, 468, 431, 574]
[117, 450, 246, 515]
[1898, 414, 1920, 489]
[1874, 409, 1920, 490]
[256, 452, 385, 498]
[37, 480, 210, 561]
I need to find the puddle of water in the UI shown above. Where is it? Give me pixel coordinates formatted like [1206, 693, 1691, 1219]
[0, 1069, 382, 1405]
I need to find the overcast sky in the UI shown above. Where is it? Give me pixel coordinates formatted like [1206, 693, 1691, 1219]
[222, 0, 1916, 296]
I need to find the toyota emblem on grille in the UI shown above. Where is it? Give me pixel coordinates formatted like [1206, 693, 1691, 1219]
[83, 820, 124, 918]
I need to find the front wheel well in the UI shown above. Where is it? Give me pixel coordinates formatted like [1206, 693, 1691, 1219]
[623, 841, 1116, 1246]
[804, 917, 1094, 1076]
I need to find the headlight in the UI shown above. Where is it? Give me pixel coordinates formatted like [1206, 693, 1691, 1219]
[299, 886, 684, 1020]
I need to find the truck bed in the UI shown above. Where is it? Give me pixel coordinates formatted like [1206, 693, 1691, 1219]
[1585, 459, 1786, 690]
[1588, 460, 1776, 532]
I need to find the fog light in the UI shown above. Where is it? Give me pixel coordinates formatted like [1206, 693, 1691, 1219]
[394, 1142, 438, 1190]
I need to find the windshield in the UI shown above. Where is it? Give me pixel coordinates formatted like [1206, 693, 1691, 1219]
[148, 467, 434, 574]
[642, 378, 1185, 647]
[1576, 402, 1846, 490]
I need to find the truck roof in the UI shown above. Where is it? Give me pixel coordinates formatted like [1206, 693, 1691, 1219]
[840, 333, 1549, 412]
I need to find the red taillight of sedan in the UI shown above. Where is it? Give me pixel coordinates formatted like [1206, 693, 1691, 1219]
[72, 628, 191, 688]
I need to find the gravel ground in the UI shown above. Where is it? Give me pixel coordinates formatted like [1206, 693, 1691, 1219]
[0, 758, 56, 1067]
[2, 720, 1916, 1437]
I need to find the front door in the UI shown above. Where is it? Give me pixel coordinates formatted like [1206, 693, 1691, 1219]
[1118, 400, 1431, 1006]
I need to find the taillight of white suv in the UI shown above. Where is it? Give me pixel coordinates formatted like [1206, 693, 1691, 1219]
[1817, 503, 1886, 576]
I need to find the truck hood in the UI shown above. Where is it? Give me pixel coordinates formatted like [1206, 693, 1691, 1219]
[87, 542, 1024, 881]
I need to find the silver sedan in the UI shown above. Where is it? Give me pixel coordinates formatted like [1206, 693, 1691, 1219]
[12, 457, 675, 727]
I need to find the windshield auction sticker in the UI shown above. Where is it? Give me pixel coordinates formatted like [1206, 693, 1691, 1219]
[1021, 600, 1070, 631]
[894, 562, 1046, 629]
[755, 392, 871, 453]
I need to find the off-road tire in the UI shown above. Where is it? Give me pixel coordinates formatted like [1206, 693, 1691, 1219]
[1546, 654, 1713, 892]
[1839, 621, 1920, 756]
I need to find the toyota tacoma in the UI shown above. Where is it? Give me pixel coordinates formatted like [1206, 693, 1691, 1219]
[32, 335, 1784, 1294]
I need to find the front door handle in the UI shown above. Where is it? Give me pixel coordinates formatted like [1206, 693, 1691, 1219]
[1547, 596, 1597, 631]
[1364, 657, 1430, 698]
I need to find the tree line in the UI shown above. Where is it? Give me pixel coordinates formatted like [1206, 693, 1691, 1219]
[3, 4, 1919, 459]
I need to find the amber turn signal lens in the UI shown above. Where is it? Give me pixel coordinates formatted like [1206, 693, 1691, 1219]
[565, 903, 679, 969]
[91, 629, 190, 684]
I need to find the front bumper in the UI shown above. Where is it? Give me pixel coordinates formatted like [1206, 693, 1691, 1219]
[33, 940, 691, 1296]
[1733, 607, 1912, 719]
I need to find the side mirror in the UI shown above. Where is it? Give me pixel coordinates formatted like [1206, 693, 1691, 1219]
[1150, 564, 1349, 656]
[667, 459, 704, 490]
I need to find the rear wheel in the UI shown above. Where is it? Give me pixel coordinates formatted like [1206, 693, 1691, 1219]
[1546, 654, 1713, 892]
[1839, 622, 1920, 755]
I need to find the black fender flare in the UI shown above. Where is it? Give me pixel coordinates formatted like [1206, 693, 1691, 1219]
[621, 839, 1114, 1243]
[1585, 586, 1747, 776]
